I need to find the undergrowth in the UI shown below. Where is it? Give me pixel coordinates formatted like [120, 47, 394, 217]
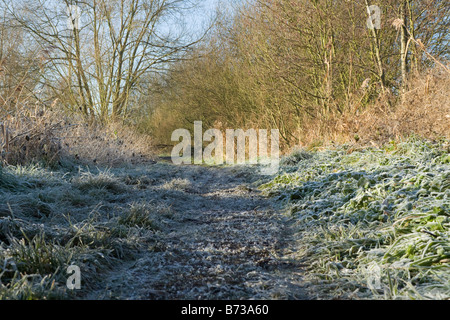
[260, 137, 450, 299]
[0, 164, 170, 299]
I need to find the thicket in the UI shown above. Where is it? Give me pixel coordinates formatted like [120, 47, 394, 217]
[0, 0, 207, 165]
[140, 0, 449, 149]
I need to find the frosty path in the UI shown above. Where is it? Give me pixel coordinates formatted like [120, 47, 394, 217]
[86, 163, 308, 300]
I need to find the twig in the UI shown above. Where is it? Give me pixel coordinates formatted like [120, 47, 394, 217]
[421, 229, 438, 238]
[399, 21, 450, 75]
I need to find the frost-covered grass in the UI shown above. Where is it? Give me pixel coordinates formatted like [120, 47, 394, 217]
[0, 164, 171, 299]
[1, 138, 448, 300]
[260, 138, 449, 299]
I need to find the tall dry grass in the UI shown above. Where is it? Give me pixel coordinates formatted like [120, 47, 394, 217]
[294, 69, 450, 149]
[0, 104, 155, 167]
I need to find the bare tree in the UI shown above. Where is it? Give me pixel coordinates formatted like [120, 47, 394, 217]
[2, 0, 208, 122]
[399, 0, 408, 100]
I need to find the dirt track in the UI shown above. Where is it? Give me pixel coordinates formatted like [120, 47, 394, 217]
[85, 163, 308, 300]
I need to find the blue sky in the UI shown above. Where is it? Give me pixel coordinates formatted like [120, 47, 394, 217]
[170, 0, 224, 37]
[169, 0, 244, 38]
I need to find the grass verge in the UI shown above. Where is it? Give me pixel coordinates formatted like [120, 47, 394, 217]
[0, 164, 169, 299]
[260, 137, 449, 299]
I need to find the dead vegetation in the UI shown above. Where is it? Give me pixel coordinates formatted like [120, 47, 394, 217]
[0, 105, 154, 167]
[0, 163, 176, 299]
[296, 70, 450, 148]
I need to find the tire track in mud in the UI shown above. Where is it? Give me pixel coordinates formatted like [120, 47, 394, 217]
[86, 164, 308, 300]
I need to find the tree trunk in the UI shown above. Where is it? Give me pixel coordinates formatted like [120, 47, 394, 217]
[400, 0, 409, 102]
[365, 0, 386, 94]
[407, 0, 419, 74]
